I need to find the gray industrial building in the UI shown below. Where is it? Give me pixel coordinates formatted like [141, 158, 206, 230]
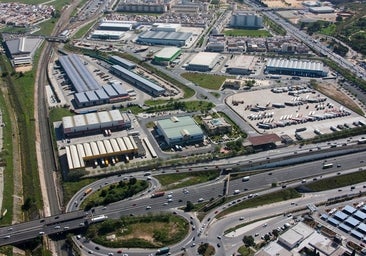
[4, 36, 43, 67]
[90, 30, 124, 40]
[62, 109, 131, 137]
[98, 21, 134, 31]
[230, 12, 263, 29]
[110, 65, 165, 96]
[187, 52, 220, 71]
[265, 58, 328, 77]
[226, 55, 256, 75]
[155, 116, 204, 146]
[58, 54, 130, 108]
[136, 30, 192, 47]
[116, 3, 167, 13]
[109, 55, 136, 70]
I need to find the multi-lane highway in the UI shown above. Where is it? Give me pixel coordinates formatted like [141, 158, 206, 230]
[1, 146, 365, 255]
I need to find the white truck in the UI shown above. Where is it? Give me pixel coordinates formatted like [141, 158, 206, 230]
[242, 176, 250, 182]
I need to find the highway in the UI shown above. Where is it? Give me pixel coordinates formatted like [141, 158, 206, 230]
[1, 147, 365, 255]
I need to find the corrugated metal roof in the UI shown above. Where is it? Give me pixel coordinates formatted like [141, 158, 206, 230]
[111, 82, 128, 95]
[63, 116, 74, 129]
[109, 109, 123, 121]
[139, 30, 191, 41]
[109, 55, 136, 69]
[85, 91, 98, 101]
[111, 65, 165, 93]
[85, 113, 99, 125]
[103, 84, 118, 97]
[157, 116, 203, 140]
[95, 89, 109, 100]
[75, 92, 89, 103]
[73, 115, 86, 127]
[267, 58, 324, 72]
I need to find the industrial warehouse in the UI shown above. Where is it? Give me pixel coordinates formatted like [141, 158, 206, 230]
[65, 136, 139, 170]
[155, 116, 204, 146]
[225, 55, 256, 75]
[110, 65, 166, 96]
[136, 30, 192, 47]
[62, 109, 131, 137]
[153, 47, 181, 66]
[265, 58, 328, 77]
[58, 54, 130, 108]
[186, 52, 220, 71]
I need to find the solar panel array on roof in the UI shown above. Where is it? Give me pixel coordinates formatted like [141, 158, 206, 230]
[358, 223, 366, 234]
[343, 205, 357, 215]
[354, 210, 366, 221]
[339, 223, 352, 233]
[334, 211, 348, 221]
[327, 217, 340, 226]
[345, 217, 360, 227]
[351, 229, 364, 240]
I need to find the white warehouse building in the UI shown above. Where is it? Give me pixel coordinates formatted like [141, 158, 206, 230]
[151, 23, 182, 32]
[62, 110, 131, 137]
[186, 52, 220, 71]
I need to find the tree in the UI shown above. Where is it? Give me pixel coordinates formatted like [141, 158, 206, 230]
[272, 229, 279, 237]
[185, 201, 194, 212]
[242, 235, 255, 247]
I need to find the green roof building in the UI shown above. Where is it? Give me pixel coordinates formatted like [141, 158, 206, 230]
[156, 116, 204, 146]
[153, 47, 181, 65]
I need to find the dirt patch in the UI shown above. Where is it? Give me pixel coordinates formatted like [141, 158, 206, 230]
[315, 81, 364, 115]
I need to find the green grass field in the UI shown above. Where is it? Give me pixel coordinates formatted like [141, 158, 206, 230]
[181, 72, 229, 90]
[156, 170, 220, 190]
[223, 29, 272, 37]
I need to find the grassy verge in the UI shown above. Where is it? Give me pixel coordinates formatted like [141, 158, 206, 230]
[155, 170, 220, 190]
[305, 170, 366, 192]
[145, 100, 215, 113]
[217, 188, 301, 218]
[87, 214, 189, 248]
[49, 107, 74, 123]
[62, 178, 98, 205]
[0, 54, 41, 219]
[72, 20, 96, 40]
[181, 72, 229, 90]
[81, 179, 148, 210]
[223, 29, 272, 37]
[238, 246, 255, 256]
[0, 78, 14, 225]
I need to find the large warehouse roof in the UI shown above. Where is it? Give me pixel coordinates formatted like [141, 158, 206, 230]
[59, 54, 100, 93]
[111, 65, 165, 93]
[5, 37, 43, 56]
[109, 55, 136, 69]
[154, 47, 181, 60]
[189, 52, 220, 67]
[266, 58, 324, 72]
[138, 30, 191, 41]
[227, 55, 255, 69]
[157, 116, 203, 140]
[62, 110, 130, 135]
[65, 136, 138, 170]
[99, 22, 132, 30]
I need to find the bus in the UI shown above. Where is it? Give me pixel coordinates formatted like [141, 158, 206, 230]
[91, 215, 108, 223]
[322, 163, 333, 169]
[84, 188, 93, 196]
[156, 247, 170, 255]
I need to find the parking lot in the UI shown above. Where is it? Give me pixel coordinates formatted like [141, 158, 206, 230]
[227, 85, 366, 140]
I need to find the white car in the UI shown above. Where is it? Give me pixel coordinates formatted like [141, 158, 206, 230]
[198, 198, 204, 202]
[146, 206, 151, 210]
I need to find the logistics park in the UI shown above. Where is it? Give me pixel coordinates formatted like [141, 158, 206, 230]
[2, 0, 366, 256]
